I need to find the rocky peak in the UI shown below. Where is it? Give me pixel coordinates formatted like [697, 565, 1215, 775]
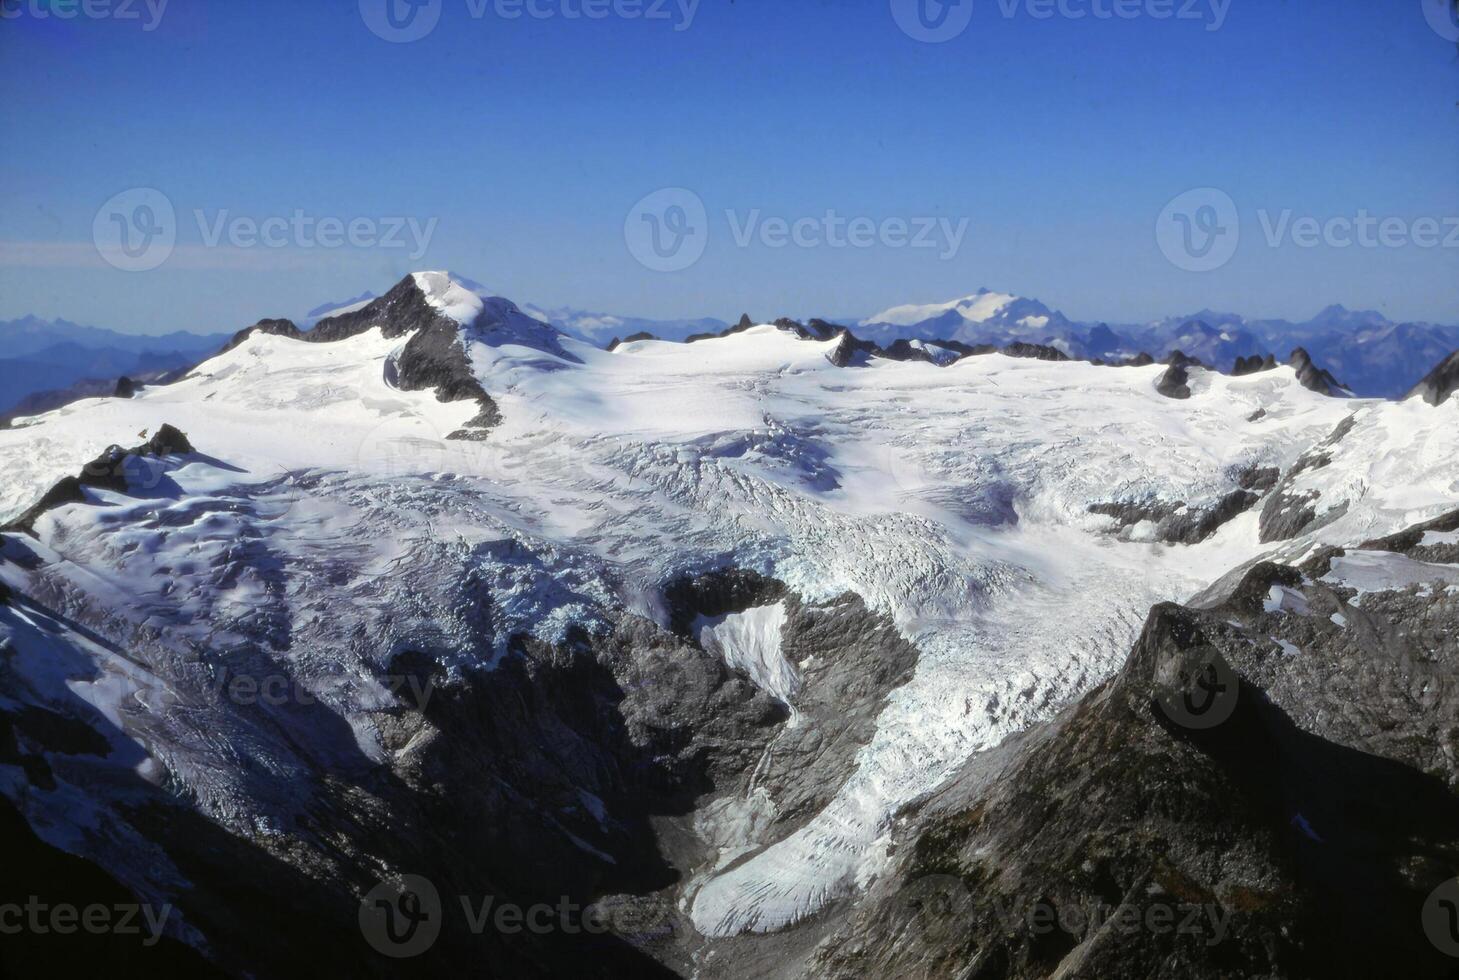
[1232, 353, 1277, 376]
[1407, 349, 1459, 406]
[308, 272, 463, 343]
[1289, 346, 1351, 396]
[220, 316, 303, 354]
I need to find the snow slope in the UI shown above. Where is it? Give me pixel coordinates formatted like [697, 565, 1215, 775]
[2, 273, 1456, 940]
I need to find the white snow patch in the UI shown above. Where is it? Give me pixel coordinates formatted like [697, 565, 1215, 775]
[412, 270, 485, 326]
[1320, 550, 1459, 594]
[696, 603, 798, 710]
[1264, 585, 1310, 615]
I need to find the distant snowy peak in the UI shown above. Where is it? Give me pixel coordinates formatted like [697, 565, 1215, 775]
[413, 270, 489, 325]
[862, 289, 1060, 331]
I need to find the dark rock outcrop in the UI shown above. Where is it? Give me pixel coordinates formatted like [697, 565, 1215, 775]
[1162, 349, 1205, 369]
[1257, 414, 1358, 543]
[393, 319, 489, 404]
[607, 331, 657, 351]
[686, 314, 759, 344]
[1236, 463, 1280, 493]
[1, 556, 920, 978]
[1001, 341, 1069, 362]
[1090, 485, 1261, 545]
[825, 330, 880, 367]
[303, 275, 509, 438]
[309, 276, 444, 343]
[663, 568, 788, 637]
[1232, 353, 1277, 376]
[113, 376, 138, 398]
[805, 319, 844, 341]
[1156, 363, 1191, 399]
[220, 317, 303, 354]
[1289, 347, 1350, 397]
[877, 339, 935, 363]
[2, 424, 195, 534]
[810, 515, 1459, 980]
[1407, 349, 1459, 407]
[1357, 505, 1459, 564]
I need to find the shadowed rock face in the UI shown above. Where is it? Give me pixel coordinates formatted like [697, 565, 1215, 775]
[662, 569, 920, 838]
[1002, 341, 1069, 362]
[877, 339, 939, 363]
[824, 331, 880, 367]
[390, 316, 502, 439]
[806, 512, 1459, 980]
[1156, 363, 1191, 399]
[1089, 487, 1260, 545]
[2, 423, 196, 534]
[1289, 347, 1350, 397]
[1233, 353, 1277, 376]
[0, 557, 921, 978]
[1407, 349, 1459, 407]
[606, 331, 657, 351]
[1258, 414, 1358, 543]
[309, 276, 449, 343]
[221, 317, 304, 354]
[687, 315, 758, 344]
[1162, 349, 1205, 369]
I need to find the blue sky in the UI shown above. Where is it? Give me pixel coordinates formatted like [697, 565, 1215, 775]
[2, 0, 1457, 333]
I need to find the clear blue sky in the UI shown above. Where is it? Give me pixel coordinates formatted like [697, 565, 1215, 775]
[2, 0, 1457, 334]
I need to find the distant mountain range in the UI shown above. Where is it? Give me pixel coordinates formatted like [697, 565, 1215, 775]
[0, 317, 231, 416]
[3, 289, 1456, 417]
[855, 291, 1459, 397]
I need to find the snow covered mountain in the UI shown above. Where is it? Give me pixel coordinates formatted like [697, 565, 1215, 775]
[1, 271, 1457, 977]
[856, 289, 1099, 357]
[854, 294, 1459, 395]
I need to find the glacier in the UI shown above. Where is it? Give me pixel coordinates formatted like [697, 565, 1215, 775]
[1, 272, 1457, 950]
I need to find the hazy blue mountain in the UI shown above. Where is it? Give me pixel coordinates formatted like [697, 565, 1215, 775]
[0, 316, 228, 358]
[0, 319, 227, 415]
